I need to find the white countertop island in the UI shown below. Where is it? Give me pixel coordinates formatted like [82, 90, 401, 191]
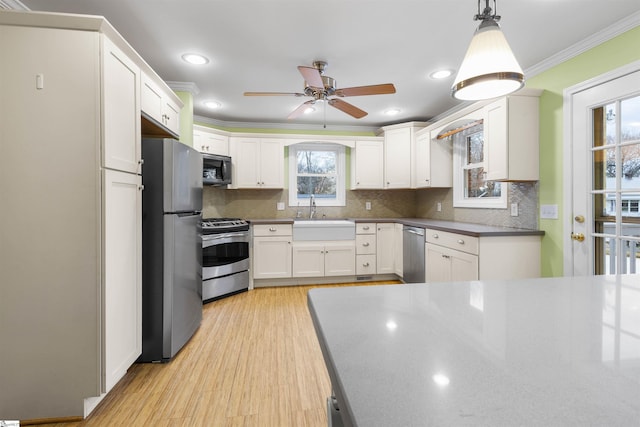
[308, 276, 640, 426]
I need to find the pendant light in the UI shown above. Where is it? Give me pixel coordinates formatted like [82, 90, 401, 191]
[452, 0, 524, 101]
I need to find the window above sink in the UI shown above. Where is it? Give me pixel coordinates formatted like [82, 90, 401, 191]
[288, 143, 346, 207]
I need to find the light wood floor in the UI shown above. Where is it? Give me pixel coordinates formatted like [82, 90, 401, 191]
[29, 281, 398, 427]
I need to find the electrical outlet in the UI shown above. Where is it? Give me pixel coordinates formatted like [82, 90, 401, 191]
[510, 203, 518, 216]
[436, 202, 442, 212]
[276, 202, 285, 211]
[365, 201, 372, 210]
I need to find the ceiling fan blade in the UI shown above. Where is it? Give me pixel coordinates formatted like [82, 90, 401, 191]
[328, 98, 367, 119]
[244, 91, 305, 97]
[297, 66, 324, 89]
[288, 100, 315, 119]
[335, 83, 396, 97]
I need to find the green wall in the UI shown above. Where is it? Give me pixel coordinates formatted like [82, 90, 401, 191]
[527, 25, 640, 277]
[176, 91, 194, 147]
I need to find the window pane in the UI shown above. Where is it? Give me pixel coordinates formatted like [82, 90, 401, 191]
[297, 176, 336, 197]
[466, 131, 483, 164]
[621, 95, 640, 143]
[465, 167, 501, 198]
[296, 150, 336, 174]
[592, 147, 614, 191]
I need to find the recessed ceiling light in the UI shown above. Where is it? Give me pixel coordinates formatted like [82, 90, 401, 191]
[384, 108, 401, 116]
[430, 69, 454, 80]
[204, 100, 221, 109]
[182, 53, 209, 65]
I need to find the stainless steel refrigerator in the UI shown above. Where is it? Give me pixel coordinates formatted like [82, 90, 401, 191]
[138, 138, 203, 362]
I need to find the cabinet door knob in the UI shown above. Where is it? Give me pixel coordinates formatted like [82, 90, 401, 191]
[363, 242, 370, 247]
[363, 262, 370, 267]
[363, 226, 370, 230]
[138, 185, 144, 191]
[269, 227, 276, 232]
[433, 234, 439, 239]
[138, 159, 144, 165]
[457, 239, 465, 245]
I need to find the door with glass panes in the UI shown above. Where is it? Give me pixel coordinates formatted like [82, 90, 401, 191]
[569, 67, 640, 275]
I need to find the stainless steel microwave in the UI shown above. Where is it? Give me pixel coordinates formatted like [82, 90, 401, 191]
[202, 153, 232, 186]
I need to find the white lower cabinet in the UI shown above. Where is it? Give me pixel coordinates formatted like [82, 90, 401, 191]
[103, 169, 142, 391]
[252, 224, 292, 279]
[425, 228, 541, 282]
[376, 223, 395, 274]
[394, 223, 404, 277]
[426, 242, 479, 282]
[292, 241, 355, 277]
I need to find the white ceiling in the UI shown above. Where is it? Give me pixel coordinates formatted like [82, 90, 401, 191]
[17, 0, 640, 130]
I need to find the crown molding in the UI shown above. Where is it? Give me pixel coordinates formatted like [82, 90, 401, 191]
[525, 10, 640, 78]
[167, 81, 200, 95]
[194, 114, 380, 134]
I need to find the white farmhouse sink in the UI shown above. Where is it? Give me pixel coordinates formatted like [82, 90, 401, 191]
[293, 219, 356, 241]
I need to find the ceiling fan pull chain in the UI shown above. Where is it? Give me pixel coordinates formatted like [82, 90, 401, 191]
[323, 101, 327, 129]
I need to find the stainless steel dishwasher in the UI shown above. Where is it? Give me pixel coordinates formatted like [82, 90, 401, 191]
[403, 225, 425, 283]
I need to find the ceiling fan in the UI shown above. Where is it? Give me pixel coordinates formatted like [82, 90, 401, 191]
[244, 61, 396, 120]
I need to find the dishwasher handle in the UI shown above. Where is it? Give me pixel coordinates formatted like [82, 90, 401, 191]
[403, 226, 425, 236]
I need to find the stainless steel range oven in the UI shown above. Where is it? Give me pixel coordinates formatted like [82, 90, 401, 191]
[202, 218, 250, 302]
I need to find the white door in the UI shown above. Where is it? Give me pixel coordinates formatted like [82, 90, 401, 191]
[567, 63, 640, 276]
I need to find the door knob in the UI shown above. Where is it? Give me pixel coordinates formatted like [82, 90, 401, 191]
[571, 232, 585, 242]
[574, 215, 585, 223]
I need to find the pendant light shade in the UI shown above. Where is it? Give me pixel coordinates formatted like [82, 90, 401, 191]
[452, 1, 524, 101]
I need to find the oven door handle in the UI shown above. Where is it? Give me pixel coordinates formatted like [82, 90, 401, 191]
[202, 232, 249, 247]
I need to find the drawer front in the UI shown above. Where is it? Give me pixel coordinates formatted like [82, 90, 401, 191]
[356, 254, 377, 275]
[425, 229, 479, 255]
[253, 224, 293, 237]
[356, 223, 376, 234]
[356, 234, 376, 254]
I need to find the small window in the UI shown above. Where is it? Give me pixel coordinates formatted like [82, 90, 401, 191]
[288, 143, 345, 207]
[453, 125, 507, 209]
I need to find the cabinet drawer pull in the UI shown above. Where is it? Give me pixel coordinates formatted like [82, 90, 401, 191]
[363, 226, 370, 230]
[442, 255, 450, 259]
[269, 227, 277, 232]
[363, 262, 370, 267]
[432, 234, 439, 239]
[363, 242, 370, 247]
[457, 239, 465, 245]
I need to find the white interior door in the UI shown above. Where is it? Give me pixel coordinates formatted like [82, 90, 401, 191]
[566, 63, 640, 276]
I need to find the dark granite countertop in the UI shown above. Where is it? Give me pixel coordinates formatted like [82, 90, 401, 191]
[246, 217, 544, 237]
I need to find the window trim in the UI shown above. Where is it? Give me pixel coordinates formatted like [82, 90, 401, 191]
[452, 127, 508, 209]
[288, 143, 346, 207]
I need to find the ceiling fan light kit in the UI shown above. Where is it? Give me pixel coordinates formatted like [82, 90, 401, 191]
[452, 0, 524, 101]
[244, 60, 396, 122]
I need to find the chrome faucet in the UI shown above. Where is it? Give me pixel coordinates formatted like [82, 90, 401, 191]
[309, 194, 317, 219]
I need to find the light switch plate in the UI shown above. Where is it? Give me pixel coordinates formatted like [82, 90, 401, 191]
[365, 201, 371, 210]
[540, 204, 558, 219]
[276, 202, 285, 211]
[510, 203, 518, 216]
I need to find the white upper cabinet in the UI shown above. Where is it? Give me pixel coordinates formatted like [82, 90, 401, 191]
[141, 72, 181, 137]
[193, 125, 229, 155]
[383, 127, 412, 188]
[484, 94, 540, 181]
[381, 123, 426, 189]
[413, 127, 452, 188]
[102, 36, 140, 174]
[351, 139, 384, 189]
[229, 137, 284, 189]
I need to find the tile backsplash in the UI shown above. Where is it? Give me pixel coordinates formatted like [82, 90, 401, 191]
[203, 181, 539, 229]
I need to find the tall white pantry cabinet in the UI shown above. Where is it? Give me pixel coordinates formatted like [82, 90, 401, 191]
[0, 12, 178, 420]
